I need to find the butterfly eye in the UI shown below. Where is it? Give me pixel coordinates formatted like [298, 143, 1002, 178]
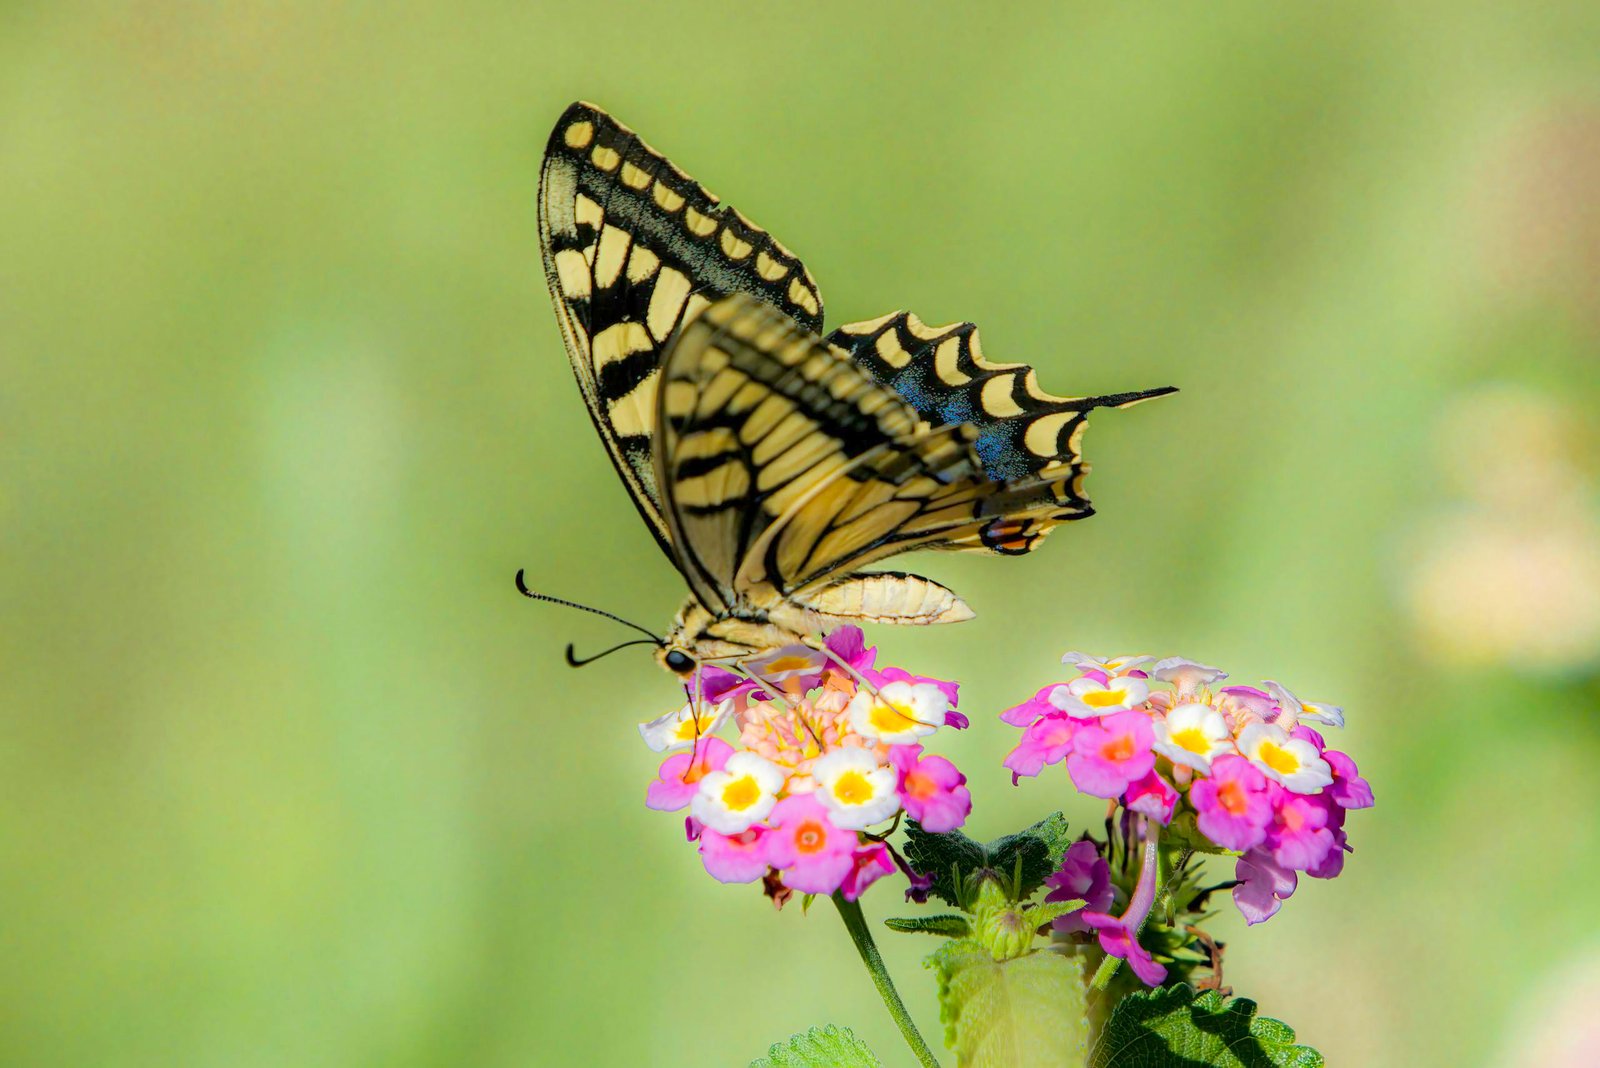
[664, 650, 696, 675]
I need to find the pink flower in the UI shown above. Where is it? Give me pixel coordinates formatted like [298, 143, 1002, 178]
[1234, 847, 1298, 925]
[1081, 822, 1167, 986]
[1323, 749, 1375, 809]
[1085, 914, 1168, 986]
[839, 841, 896, 901]
[889, 745, 971, 832]
[764, 793, 857, 895]
[825, 626, 877, 674]
[1044, 840, 1113, 935]
[698, 826, 769, 884]
[1124, 769, 1178, 824]
[1065, 710, 1155, 798]
[1000, 685, 1059, 727]
[699, 666, 756, 704]
[1264, 784, 1336, 872]
[1189, 755, 1272, 851]
[1307, 819, 1350, 880]
[1003, 712, 1081, 782]
[1220, 684, 1277, 720]
[646, 738, 733, 811]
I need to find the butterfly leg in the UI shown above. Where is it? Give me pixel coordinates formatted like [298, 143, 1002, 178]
[729, 658, 829, 750]
[803, 634, 884, 699]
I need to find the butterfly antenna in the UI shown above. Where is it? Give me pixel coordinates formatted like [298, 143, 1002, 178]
[514, 569, 662, 643]
[564, 638, 660, 667]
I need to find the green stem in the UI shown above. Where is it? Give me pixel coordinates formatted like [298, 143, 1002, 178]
[831, 893, 942, 1068]
[1089, 950, 1122, 991]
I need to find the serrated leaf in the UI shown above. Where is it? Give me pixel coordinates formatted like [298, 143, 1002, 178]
[885, 914, 972, 937]
[930, 943, 1089, 1068]
[1090, 986, 1323, 1068]
[750, 1024, 882, 1068]
[987, 813, 1075, 896]
[904, 813, 1074, 907]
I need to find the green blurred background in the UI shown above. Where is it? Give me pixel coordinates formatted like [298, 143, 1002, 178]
[5, 3, 1599, 1065]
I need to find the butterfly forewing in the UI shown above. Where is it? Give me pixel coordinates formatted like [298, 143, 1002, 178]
[538, 101, 826, 559]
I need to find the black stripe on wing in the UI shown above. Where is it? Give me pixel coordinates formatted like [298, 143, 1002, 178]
[537, 101, 826, 560]
[655, 294, 945, 611]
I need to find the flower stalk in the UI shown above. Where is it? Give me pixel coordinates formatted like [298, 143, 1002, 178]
[832, 893, 943, 1068]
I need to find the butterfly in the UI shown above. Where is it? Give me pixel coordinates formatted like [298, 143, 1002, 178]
[532, 101, 1173, 678]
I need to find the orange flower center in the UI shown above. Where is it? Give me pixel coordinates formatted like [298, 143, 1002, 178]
[1217, 778, 1249, 816]
[795, 821, 827, 853]
[1101, 734, 1136, 762]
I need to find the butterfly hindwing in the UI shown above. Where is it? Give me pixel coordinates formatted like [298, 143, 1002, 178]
[538, 101, 825, 558]
[826, 312, 1177, 554]
[658, 294, 1124, 611]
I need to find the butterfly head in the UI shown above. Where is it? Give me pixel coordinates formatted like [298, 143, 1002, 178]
[660, 648, 697, 676]
[659, 597, 805, 676]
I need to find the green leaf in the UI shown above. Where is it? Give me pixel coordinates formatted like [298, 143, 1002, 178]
[749, 1024, 882, 1068]
[1023, 898, 1085, 930]
[1090, 986, 1324, 1067]
[930, 943, 1089, 1068]
[904, 813, 1075, 907]
[884, 913, 972, 937]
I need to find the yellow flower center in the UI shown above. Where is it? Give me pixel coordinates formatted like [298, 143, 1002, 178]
[721, 775, 761, 811]
[833, 770, 874, 806]
[1082, 689, 1126, 709]
[1257, 741, 1300, 776]
[869, 700, 919, 734]
[765, 655, 814, 673]
[905, 770, 938, 801]
[1171, 726, 1210, 755]
[673, 716, 714, 742]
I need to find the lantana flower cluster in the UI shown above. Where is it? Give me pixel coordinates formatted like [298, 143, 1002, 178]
[642, 627, 972, 903]
[1003, 653, 1373, 934]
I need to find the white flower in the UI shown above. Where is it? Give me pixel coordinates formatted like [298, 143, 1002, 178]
[638, 700, 732, 753]
[1236, 722, 1334, 794]
[1061, 651, 1154, 676]
[1298, 700, 1345, 729]
[1263, 680, 1344, 729]
[1152, 702, 1234, 772]
[1151, 657, 1228, 697]
[1049, 674, 1151, 717]
[691, 752, 786, 834]
[847, 680, 947, 744]
[811, 747, 900, 830]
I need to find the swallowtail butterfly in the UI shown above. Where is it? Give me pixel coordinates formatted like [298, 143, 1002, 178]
[534, 101, 1173, 677]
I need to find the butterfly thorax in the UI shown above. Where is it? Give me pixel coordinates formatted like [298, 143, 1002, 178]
[658, 593, 825, 675]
